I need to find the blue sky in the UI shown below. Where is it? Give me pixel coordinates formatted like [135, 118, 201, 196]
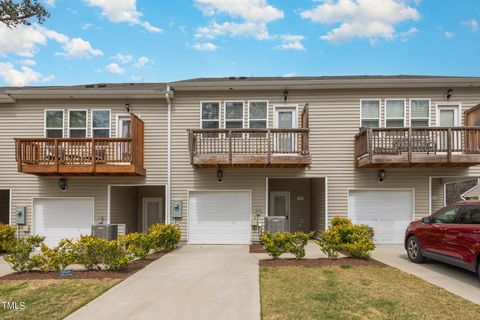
[0, 0, 479, 86]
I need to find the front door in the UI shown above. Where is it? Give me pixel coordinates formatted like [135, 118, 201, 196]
[269, 191, 290, 230]
[117, 115, 131, 138]
[437, 105, 459, 151]
[274, 107, 297, 153]
[143, 198, 163, 232]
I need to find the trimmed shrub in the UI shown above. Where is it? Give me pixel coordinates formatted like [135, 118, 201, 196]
[0, 224, 16, 253]
[75, 235, 109, 270]
[316, 229, 342, 259]
[4, 236, 45, 272]
[287, 231, 314, 260]
[148, 224, 181, 253]
[38, 239, 77, 272]
[261, 232, 290, 259]
[103, 240, 132, 271]
[119, 232, 152, 260]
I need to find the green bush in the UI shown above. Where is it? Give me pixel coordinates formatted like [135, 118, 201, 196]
[75, 235, 109, 270]
[38, 239, 77, 272]
[119, 232, 152, 260]
[0, 224, 16, 253]
[103, 240, 132, 271]
[148, 224, 181, 253]
[261, 232, 290, 259]
[287, 231, 314, 259]
[316, 218, 375, 260]
[4, 236, 45, 272]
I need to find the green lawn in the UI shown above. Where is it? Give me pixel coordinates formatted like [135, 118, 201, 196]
[260, 265, 480, 320]
[0, 279, 120, 320]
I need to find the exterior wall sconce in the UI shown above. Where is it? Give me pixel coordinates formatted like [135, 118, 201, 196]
[446, 88, 454, 100]
[58, 178, 67, 191]
[378, 169, 386, 183]
[125, 102, 132, 113]
[283, 90, 289, 102]
[216, 169, 223, 183]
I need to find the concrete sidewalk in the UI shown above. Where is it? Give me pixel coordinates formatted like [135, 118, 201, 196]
[67, 245, 260, 320]
[373, 245, 480, 304]
[0, 256, 13, 277]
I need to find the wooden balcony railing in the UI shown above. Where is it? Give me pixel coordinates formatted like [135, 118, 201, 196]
[355, 127, 480, 168]
[188, 128, 311, 168]
[15, 114, 145, 176]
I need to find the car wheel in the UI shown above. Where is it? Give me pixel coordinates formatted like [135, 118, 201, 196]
[406, 236, 425, 263]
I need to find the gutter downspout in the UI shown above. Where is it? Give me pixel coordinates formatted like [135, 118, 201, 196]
[166, 86, 172, 224]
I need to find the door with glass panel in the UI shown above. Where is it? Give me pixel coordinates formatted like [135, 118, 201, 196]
[437, 105, 459, 152]
[274, 106, 297, 153]
[269, 191, 290, 231]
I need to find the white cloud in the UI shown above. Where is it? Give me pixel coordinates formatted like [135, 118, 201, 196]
[44, 0, 55, 6]
[444, 31, 454, 38]
[84, 0, 162, 33]
[398, 27, 418, 41]
[81, 23, 94, 30]
[275, 35, 306, 50]
[112, 53, 134, 63]
[463, 19, 478, 32]
[56, 38, 103, 59]
[0, 62, 54, 86]
[301, 0, 420, 43]
[105, 63, 124, 74]
[192, 42, 219, 51]
[194, 0, 283, 40]
[19, 59, 36, 66]
[134, 56, 151, 68]
[282, 73, 296, 77]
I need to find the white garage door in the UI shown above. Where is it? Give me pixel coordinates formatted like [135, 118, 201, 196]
[188, 191, 251, 244]
[348, 190, 413, 244]
[34, 198, 94, 247]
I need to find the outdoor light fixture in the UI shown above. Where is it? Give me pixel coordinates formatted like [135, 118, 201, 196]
[216, 168, 223, 183]
[283, 90, 289, 102]
[378, 169, 387, 183]
[58, 178, 67, 191]
[446, 88, 454, 100]
[125, 101, 131, 113]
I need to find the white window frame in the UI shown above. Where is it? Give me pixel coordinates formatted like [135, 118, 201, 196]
[91, 109, 112, 138]
[247, 100, 269, 129]
[409, 98, 431, 127]
[384, 99, 406, 128]
[44, 109, 64, 138]
[223, 101, 245, 129]
[359, 99, 381, 128]
[436, 102, 462, 127]
[200, 101, 221, 129]
[67, 109, 88, 138]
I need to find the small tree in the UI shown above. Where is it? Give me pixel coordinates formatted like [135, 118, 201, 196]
[0, 0, 49, 28]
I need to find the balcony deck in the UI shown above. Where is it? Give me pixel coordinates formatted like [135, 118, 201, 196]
[188, 129, 311, 168]
[355, 127, 480, 168]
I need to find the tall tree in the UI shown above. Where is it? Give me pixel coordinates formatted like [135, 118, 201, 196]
[0, 0, 49, 28]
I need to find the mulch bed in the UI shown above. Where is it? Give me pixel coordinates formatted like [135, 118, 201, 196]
[249, 243, 266, 253]
[259, 257, 387, 268]
[0, 252, 166, 280]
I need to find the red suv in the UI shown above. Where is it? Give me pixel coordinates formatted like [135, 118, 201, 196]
[405, 202, 480, 277]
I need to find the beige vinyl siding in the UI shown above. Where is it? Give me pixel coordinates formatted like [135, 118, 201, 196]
[0, 99, 168, 232]
[0, 190, 9, 224]
[110, 186, 138, 233]
[431, 178, 445, 213]
[311, 178, 326, 234]
[171, 87, 480, 241]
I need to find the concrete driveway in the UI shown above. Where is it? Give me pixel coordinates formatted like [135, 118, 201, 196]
[0, 256, 13, 277]
[373, 245, 480, 304]
[67, 245, 260, 320]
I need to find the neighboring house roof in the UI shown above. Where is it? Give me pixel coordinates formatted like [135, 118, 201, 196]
[461, 183, 480, 199]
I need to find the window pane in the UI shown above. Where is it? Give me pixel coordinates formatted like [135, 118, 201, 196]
[361, 119, 379, 128]
[386, 119, 404, 128]
[361, 101, 379, 118]
[249, 102, 267, 119]
[69, 111, 86, 128]
[225, 121, 243, 129]
[92, 110, 110, 128]
[440, 110, 455, 126]
[70, 129, 86, 138]
[386, 100, 405, 118]
[46, 129, 63, 138]
[202, 102, 219, 120]
[458, 206, 480, 224]
[46, 111, 63, 128]
[202, 120, 219, 129]
[225, 102, 243, 120]
[249, 120, 267, 128]
[411, 100, 429, 118]
[93, 129, 110, 138]
[411, 119, 429, 127]
[433, 207, 460, 224]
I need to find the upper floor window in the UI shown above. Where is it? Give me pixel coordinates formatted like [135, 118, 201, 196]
[360, 100, 380, 128]
[92, 110, 111, 138]
[385, 99, 405, 127]
[201, 102, 220, 129]
[224, 101, 244, 129]
[248, 101, 268, 128]
[45, 110, 64, 138]
[68, 110, 87, 138]
[410, 99, 430, 127]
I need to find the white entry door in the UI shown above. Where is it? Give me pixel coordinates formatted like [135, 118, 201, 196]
[437, 105, 460, 150]
[188, 191, 251, 244]
[33, 198, 94, 247]
[348, 190, 413, 244]
[274, 106, 297, 153]
[269, 191, 290, 230]
[143, 198, 163, 232]
[117, 115, 131, 138]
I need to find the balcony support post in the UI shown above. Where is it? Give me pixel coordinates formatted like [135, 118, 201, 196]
[408, 128, 412, 164]
[54, 139, 59, 173]
[228, 130, 233, 165]
[447, 128, 452, 162]
[267, 129, 272, 165]
[367, 128, 373, 163]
